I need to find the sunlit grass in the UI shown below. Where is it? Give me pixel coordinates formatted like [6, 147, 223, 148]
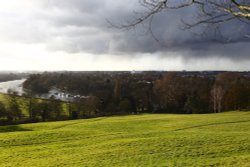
[0, 111, 250, 166]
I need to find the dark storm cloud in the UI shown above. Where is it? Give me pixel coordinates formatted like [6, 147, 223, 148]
[21, 0, 250, 59]
[114, 7, 250, 59]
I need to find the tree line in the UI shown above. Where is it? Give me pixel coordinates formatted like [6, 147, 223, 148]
[0, 94, 104, 125]
[0, 72, 28, 82]
[1, 71, 249, 124]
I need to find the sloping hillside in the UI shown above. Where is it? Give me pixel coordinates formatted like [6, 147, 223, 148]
[0, 112, 250, 167]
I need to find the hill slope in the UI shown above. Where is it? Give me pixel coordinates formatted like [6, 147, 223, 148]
[0, 112, 250, 167]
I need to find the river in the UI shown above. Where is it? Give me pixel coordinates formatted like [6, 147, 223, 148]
[0, 79, 26, 95]
[0, 79, 87, 101]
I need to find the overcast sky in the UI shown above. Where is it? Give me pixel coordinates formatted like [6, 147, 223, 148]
[0, 0, 249, 71]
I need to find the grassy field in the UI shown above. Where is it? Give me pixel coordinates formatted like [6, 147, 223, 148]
[0, 112, 250, 167]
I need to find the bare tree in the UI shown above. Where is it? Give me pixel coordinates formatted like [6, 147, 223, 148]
[119, 0, 250, 27]
[115, 0, 250, 40]
[211, 85, 223, 113]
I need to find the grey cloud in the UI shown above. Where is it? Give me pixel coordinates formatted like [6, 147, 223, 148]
[122, 8, 250, 60]
[47, 29, 111, 54]
[2, 0, 250, 60]
[46, 0, 104, 13]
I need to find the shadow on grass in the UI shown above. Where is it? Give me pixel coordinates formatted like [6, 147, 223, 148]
[0, 125, 32, 133]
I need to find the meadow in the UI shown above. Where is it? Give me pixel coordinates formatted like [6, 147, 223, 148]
[0, 111, 250, 166]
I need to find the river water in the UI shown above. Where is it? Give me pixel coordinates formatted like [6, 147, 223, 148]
[0, 79, 26, 95]
[0, 79, 79, 101]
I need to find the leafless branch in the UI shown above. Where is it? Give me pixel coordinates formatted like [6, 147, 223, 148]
[113, 0, 250, 40]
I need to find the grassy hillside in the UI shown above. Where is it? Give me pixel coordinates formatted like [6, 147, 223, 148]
[0, 112, 250, 167]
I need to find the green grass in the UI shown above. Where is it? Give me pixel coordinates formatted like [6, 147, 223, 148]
[0, 93, 69, 118]
[0, 111, 250, 167]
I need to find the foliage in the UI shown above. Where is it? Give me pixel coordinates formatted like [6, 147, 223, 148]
[1, 71, 250, 125]
[0, 102, 6, 118]
[6, 96, 22, 121]
[0, 73, 27, 82]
